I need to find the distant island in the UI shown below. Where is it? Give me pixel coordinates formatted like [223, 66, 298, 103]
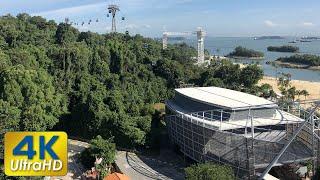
[254, 36, 285, 40]
[267, 45, 299, 53]
[301, 36, 320, 40]
[227, 46, 264, 59]
[274, 54, 320, 70]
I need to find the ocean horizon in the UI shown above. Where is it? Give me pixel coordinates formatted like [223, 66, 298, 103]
[175, 36, 320, 82]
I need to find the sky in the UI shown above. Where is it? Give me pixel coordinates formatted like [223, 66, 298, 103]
[0, 0, 320, 37]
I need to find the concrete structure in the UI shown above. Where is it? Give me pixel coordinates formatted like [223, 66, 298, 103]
[165, 87, 320, 179]
[162, 27, 205, 64]
[196, 27, 205, 64]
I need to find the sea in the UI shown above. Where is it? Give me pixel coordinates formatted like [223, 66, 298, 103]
[181, 37, 320, 82]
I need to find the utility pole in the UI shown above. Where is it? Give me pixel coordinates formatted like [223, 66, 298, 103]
[108, 4, 120, 32]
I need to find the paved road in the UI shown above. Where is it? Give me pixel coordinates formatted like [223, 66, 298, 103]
[49, 139, 90, 180]
[50, 139, 184, 180]
[116, 151, 184, 180]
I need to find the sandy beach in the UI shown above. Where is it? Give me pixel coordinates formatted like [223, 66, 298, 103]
[259, 76, 320, 100]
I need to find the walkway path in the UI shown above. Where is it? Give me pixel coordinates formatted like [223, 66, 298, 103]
[115, 151, 184, 180]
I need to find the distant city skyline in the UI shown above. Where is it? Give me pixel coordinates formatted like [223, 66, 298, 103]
[0, 0, 320, 37]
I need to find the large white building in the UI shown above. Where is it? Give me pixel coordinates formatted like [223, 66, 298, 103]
[165, 87, 320, 179]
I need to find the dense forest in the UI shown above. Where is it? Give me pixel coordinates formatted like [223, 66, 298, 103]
[267, 45, 299, 53]
[0, 14, 267, 178]
[228, 46, 264, 58]
[276, 54, 320, 66]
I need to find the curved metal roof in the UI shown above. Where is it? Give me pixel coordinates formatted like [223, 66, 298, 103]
[175, 87, 278, 110]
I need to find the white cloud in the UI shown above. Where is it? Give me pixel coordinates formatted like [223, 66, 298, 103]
[301, 22, 315, 27]
[264, 20, 277, 27]
[143, 24, 151, 28]
[125, 24, 151, 29]
[32, 2, 104, 17]
[125, 24, 139, 29]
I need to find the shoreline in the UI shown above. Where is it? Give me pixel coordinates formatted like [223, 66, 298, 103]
[267, 50, 298, 53]
[228, 56, 265, 60]
[259, 76, 320, 100]
[273, 61, 320, 71]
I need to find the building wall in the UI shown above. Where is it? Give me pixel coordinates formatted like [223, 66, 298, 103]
[166, 114, 251, 178]
[166, 111, 315, 179]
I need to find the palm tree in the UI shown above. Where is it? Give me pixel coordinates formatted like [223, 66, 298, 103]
[277, 74, 291, 89]
[296, 90, 302, 101]
[300, 90, 310, 100]
[287, 87, 297, 101]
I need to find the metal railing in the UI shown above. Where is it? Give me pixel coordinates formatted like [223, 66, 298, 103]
[166, 99, 320, 179]
[259, 102, 320, 179]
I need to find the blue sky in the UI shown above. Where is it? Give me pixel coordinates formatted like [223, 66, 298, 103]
[0, 0, 320, 37]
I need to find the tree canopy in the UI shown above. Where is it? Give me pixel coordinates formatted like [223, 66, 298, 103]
[0, 14, 265, 161]
[276, 54, 320, 66]
[267, 45, 299, 53]
[185, 163, 235, 180]
[228, 46, 264, 58]
[0, 14, 273, 179]
[80, 135, 116, 175]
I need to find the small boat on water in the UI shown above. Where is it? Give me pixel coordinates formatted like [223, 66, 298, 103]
[288, 40, 298, 43]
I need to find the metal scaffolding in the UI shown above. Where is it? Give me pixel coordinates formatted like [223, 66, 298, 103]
[165, 100, 320, 179]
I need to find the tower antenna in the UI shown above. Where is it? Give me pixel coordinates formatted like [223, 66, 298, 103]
[108, 4, 120, 32]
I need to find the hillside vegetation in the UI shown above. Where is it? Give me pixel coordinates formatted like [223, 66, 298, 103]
[0, 14, 265, 163]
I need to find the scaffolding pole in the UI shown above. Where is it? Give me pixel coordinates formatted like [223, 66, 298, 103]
[259, 103, 320, 179]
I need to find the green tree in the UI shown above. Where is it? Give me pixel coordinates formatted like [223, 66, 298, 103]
[0, 100, 20, 159]
[240, 65, 263, 88]
[287, 86, 297, 101]
[154, 59, 184, 88]
[300, 90, 310, 100]
[80, 135, 116, 177]
[55, 23, 78, 45]
[0, 65, 66, 131]
[185, 163, 235, 180]
[259, 83, 274, 98]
